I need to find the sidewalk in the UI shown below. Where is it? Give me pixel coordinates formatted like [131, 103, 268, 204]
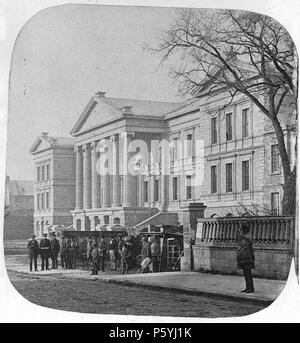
[5, 255, 286, 305]
[98, 271, 286, 305]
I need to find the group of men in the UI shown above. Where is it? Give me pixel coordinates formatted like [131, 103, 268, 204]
[88, 234, 130, 275]
[27, 232, 60, 272]
[27, 232, 161, 275]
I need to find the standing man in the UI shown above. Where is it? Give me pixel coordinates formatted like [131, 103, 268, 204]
[140, 236, 151, 273]
[237, 223, 255, 293]
[150, 235, 160, 273]
[99, 236, 108, 272]
[108, 236, 118, 271]
[50, 233, 60, 269]
[60, 236, 66, 268]
[40, 233, 51, 271]
[27, 235, 39, 272]
[69, 238, 78, 269]
[65, 236, 72, 269]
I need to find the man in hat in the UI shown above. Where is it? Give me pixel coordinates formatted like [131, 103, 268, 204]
[40, 233, 51, 271]
[27, 234, 39, 272]
[98, 236, 108, 272]
[50, 232, 60, 269]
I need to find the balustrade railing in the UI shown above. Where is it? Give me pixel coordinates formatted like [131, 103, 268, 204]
[196, 216, 294, 245]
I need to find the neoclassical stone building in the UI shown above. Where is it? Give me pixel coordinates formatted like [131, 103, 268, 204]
[70, 86, 296, 230]
[30, 133, 76, 236]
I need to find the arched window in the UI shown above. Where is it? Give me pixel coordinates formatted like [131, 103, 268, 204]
[76, 219, 81, 230]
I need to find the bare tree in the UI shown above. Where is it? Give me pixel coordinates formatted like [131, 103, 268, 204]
[153, 9, 297, 215]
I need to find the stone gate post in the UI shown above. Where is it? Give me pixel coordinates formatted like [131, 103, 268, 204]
[180, 203, 207, 271]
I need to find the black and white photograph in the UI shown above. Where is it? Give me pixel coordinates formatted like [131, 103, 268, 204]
[0, 0, 299, 323]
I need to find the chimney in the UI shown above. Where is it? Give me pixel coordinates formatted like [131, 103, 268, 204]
[95, 91, 106, 98]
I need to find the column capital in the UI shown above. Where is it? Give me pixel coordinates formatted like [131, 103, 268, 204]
[121, 131, 135, 140]
[82, 143, 90, 152]
[75, 145, 82, 153]
[91, 141, 97, 150]
[110, 133, 120, 142]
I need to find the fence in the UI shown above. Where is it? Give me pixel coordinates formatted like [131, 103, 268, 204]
[196, 216, 294, 245]
[187, 216, 295, 280]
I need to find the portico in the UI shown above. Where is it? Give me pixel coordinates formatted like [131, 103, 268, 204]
[70, 92, 177, 230]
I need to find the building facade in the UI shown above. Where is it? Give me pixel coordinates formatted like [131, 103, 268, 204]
[70, 88, 296, 230]
[29, 133, 76, 237]
[3, 177, 34, 239]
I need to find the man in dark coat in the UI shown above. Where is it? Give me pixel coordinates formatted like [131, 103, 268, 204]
[237, 223, 255, 293]
[60, 237, 67, 268]
[64, 236, 72, 269]
[150, 235, 160, 273]
[40, 233, 51, 271]
[50, 233, 60, 269]
[108, 236, 118, 271]
[141, 236, 151, 273]
[27, 235, 39, 272]
[98, 236, 108, 272]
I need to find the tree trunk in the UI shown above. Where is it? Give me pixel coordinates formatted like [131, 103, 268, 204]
[281, 167, 296, 215]
[271, 117, 296, 216]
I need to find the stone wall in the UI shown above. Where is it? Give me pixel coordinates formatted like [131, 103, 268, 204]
[181, 216, 294, 280]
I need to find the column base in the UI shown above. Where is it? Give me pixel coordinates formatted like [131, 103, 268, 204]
[111, 203, 122, 208]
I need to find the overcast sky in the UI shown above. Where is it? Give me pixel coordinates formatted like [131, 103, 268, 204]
[7, 4, 184, 180]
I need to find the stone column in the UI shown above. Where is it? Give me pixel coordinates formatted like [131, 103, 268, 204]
[75, 146, 83, 209]
[111, 134, 121, 207]
[122, 132, 137, 207]
[91, 141, 101, 209]
[160, 138, 169, 212]
[82, 143, 92, 209]
[101, 139, 111, 208]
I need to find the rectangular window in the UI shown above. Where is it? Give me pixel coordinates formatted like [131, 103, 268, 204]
[173, 138, 178, 160]
[173, 177, 178, 200]
[211, 166, 217, 194]
[186, 175, 192, 199]
[41, 193, 44, 210]
[37, 194, 40, 210]
[242, 160, 250, 191]
[37, 166, 40, 182]
[211, 117, 218, 144]
[104, 215, 110, 225]
[226, 163, 233, 193]
[242, 108, 249, 138]
[226, 113, 233, 141]
[154, 179, 159, 202]
[41, 165, 45, 181]
[46, 164, 50, 180]
[143, 181, 149, 202]
[271, 192, 280, 215]
[186, 133, 193, 157]
[46, 192, 49, 209]
[271, 144, 280, 173]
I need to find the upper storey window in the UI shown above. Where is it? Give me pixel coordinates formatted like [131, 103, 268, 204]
[226, 113, 233, 141]
[242, 108, 250, 138]
[186, 133, 193, 157]
[211, 117, 218, 144]
[36, 166, 40, 182]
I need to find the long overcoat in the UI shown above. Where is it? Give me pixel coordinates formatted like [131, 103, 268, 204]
[237, 234, 255, 269]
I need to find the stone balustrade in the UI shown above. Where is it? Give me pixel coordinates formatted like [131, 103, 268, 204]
[196, 216, 294, 245]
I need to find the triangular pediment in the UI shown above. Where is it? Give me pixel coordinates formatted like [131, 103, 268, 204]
[71, 98, 123, 135]
[29, 137, 52, 154]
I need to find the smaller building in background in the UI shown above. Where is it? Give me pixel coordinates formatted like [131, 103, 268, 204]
[4, 177, 34, 240]
[29, 132, 76, 237]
